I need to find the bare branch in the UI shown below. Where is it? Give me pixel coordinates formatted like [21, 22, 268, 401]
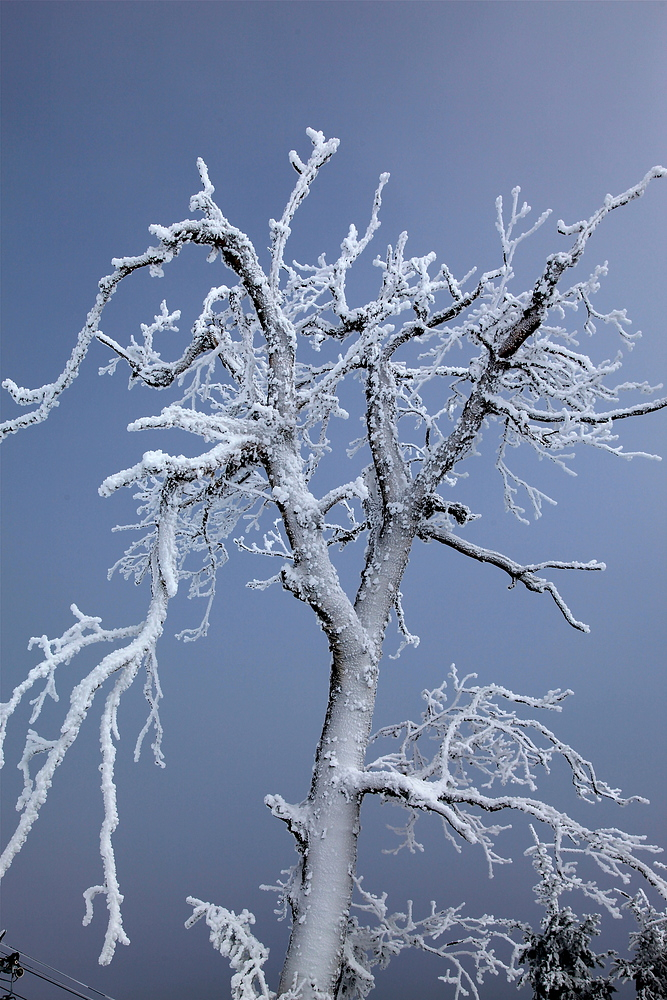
[419, 523, 603, 632]
[497, 166, 667, 359]
[487, 392, 667, 425]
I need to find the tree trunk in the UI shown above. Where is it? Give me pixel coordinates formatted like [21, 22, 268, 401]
[278, 523, 415, 999]
[277, 642, 376, 998]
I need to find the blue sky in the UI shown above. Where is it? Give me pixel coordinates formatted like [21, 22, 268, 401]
[1, 3, 666, 998]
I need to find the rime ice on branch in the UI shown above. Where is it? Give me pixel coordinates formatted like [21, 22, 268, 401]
[1, 130, 665, 996]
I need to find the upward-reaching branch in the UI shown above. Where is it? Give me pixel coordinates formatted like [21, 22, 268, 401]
[497, 166, 667, 359]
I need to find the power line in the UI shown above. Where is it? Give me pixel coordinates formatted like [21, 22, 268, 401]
[0, 983, 30, 1000]
[0, 944, 119, 1000]
[6, 964, 99, 1000]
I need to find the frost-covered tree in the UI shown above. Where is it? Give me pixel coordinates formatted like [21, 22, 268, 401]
[516, 852, 667, 1000]
[520, 909, 615, 1000]
[612, 892, 667, 999]
[1, 130, 666, 1000]
[518, 838, 618, 999]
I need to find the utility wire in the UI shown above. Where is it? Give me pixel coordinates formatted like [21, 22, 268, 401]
[0, 944, 118, 1000]
[6, 964, 99, 1000]
[0, 983, 30, 1000]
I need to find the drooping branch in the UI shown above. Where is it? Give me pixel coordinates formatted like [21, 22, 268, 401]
[185, 898, 275, 1000]
[0, 575, 169, 963]
[0, 607, 141, 768]
[355, 767, 665, 897]
[0, 463, 265, 963]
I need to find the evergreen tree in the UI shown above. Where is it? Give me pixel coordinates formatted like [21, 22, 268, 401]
[520, 908, 616, 1000]
[613, 892, 667, 1000]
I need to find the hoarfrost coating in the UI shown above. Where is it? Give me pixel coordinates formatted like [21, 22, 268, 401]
[1, 130, 666, 999]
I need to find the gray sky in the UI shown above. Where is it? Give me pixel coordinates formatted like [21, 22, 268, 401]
[1, 3, 665, 998]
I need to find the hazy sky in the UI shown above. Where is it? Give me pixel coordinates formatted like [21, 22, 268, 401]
[1, 3, 665, 998]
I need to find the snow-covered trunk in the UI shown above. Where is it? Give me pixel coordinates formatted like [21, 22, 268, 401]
[277, 520, 415, 1000]
[276, 641, 376, 998]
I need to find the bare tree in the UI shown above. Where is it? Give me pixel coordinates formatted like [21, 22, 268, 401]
[1, 130, 665, 999]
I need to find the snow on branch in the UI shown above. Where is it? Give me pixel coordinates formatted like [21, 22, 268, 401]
[0, 142, 277, 438]
[0, 459, 266, 962]
[388, 590, 420, 660]
[97, 299, 182, 383]
[349, 669, 667, 909]
[0, 579, 169, 964]
[496, 167, 667, 359]
[611, 888, 667, 990]
[0, 606, 140, 769]
[0, 243, 179, 438]
[488, 392, 667, 427]
[317, 478, 369, 515]
[98, 440, 260, 496]
[185, 898, 275, 1000]
[340, 879, 525, 1000]
[419, 522, 603, 631]
[556, 167, 667, 242]
[270, 128, 340, 296]
[3, 137, 663, 527]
